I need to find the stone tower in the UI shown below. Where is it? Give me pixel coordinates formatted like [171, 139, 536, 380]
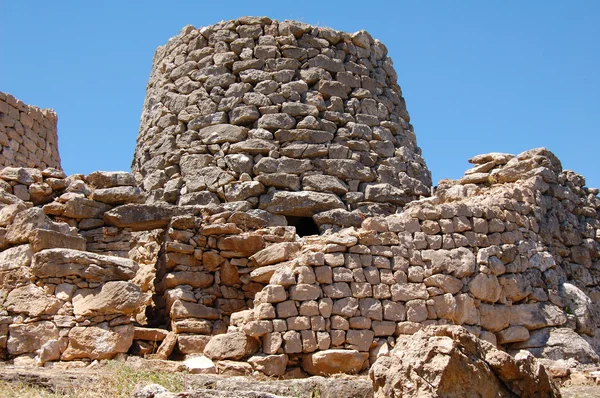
[132, 17, 431, 232]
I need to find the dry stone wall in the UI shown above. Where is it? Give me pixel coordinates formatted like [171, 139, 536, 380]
[0, 92, 61, 170]
[133, 17, 431, 225]
[214, 148, 600, 375]
[0, 18, 599, 382]
[0, 168, 163, 363]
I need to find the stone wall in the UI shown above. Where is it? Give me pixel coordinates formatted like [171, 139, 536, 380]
[132, 17, 431, 223]
[203, 148, 600, 375]
[1, 18, 599, 380]
[0, 92, 61, 170]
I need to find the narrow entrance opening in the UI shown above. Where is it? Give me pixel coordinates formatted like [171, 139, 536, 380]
[286, 216, 320, 237]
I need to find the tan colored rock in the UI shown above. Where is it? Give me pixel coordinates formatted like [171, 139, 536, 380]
[302, 349, 368, 376]
[370, 325, 561, 398]
[133, 327, 169, 341]
[184, 355, 217, 374]
[496, 326, 530, 344]
[72, 281, 144, 317]
[103, 203, 178, 231]
[62, 197, 112, 219]
[86, 171, 136, 188]
[31, 248, 138, 282]
[203, 332, 259, 360]
[289, 284, 321, 301]
[346, 329, 374, 351]
[7, 321, 59, 355]
[220, 262, 241, 286]
[90, 186, 144, 205]
[469, 273, 502, 303]
[163, 271, 214, 289]
[423, 274, 463, 294]
[5, 284, 61, 317]
[0, 244, 32, 288]
[216, 360, 254, 375]
[248, 353, 288, 376]
[249, 242, 302, 267]
[509, 303, 567, 330]
[479, 304, 511, 332]
[6, 207, 73, 244]
[170, 299, 221, 320]
[29, 229, 87, 252]
[453, 293, 479, 325]
[62, 323, 134, 360]
[390, 283, 428, 301]
[0, 202, 26, 227]
[421, 247, 476, 278]
[153, 332, 177, 360]
[177, 334, 211, 355]
[171, 318, 212, 334]
[217, 234, 265, 256]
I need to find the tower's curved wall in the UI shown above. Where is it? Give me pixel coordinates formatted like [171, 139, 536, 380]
[133, 17, 431, 223]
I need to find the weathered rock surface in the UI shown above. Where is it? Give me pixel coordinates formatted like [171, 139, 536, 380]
[302, 349, 368, 376]
[31, 248, 138, 281]
[61, 323, 134, 360]
[103, 203, 179, 230]
[72, 281, 145, 317]
[370, 325, 561, 398]
[203, 332, 259, 360]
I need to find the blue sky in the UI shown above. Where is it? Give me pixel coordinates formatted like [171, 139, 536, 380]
[1, 1, 599, 189]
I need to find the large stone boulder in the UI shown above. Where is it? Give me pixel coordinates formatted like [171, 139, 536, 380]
[509, 327, 599, 364]
[203, 332, 259, 360]
[72, 281, 145, 317]
[103, 203, 180, 230]
[31, 248, 139, 282]
[369, 325, 561, 398]
[61, 323, 134, 360]
[259, 190, 345, 217]
[302, 349, 368, 376]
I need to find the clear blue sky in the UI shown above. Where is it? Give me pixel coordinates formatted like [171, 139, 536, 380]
[1, 1, 598, 188]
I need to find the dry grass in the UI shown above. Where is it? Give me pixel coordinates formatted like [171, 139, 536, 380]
[0, 361, 185, 398]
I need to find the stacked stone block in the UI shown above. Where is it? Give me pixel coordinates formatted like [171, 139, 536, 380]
[220, 148, 600, 374]
[0, 168, 152, 363]
[0, 92, 61, 170]
[132, 17, 431, 224]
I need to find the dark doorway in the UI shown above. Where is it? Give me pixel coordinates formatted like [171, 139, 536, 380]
[286, 216, 320, 237]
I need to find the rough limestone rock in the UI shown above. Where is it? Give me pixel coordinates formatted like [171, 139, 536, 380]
[370, 325, 561, 398]
[259, 190, 345, 217]
[7, 321, 59, 355]
[203, 332, 259, 360]
[103, 203, 180, 230]
[302, 349, 368, 376]
[86, 171, 136, 188]
[5, 284, 61, 317]
[72, 281, 145, 317]
[5, 207, 73, 244]
[61, 323, 134, 360]
[31, 248, 139, 282]
[0, 243, 33, 288]
[510, 327, 600, 364]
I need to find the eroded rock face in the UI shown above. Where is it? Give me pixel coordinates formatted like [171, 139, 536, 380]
[31, 248, 139, 282]
[302, 349, 368, 376]
[61, 323, 134, 360]
[370, 325, 561, 398]
[203, 332, 259, 360]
